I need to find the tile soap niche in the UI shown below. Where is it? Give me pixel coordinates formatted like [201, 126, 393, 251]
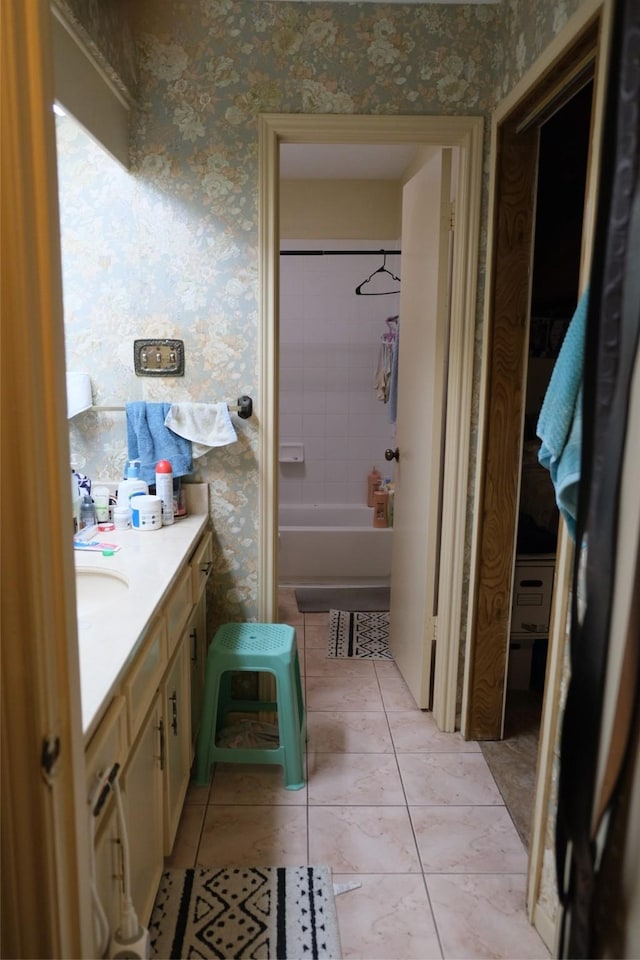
[279, 443, 304, 463]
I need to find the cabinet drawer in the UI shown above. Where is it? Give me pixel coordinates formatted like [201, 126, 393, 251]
[165, 565, 193, 659]
[125, 616, 166, 742]
[85, 695, 128, 804]
[511, 561, 555, 637]
[190, 530, 213, 603]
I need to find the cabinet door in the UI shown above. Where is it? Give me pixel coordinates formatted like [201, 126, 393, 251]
[188, 592, 207, 747]
[91, 801, 121, 957]
[163, 634, 192, 854]
[190, 529, 213, 603]
[122, 695, 164, 926]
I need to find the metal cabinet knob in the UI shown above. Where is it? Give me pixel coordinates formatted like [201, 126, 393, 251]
[385, 448, 399, 462]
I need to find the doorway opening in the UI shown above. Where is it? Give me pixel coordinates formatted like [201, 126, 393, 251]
[258, 113, 483, 729]
[479, 79, 594, 849]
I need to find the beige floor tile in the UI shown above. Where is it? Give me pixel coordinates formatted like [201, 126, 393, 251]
[183, 778, 212, 804]
[377, 674, 420, 711]
[410, 806, 528, 873]
[334, 874, 442, 960]
[197, 805, 308, 867]
[388, 711, 481, 753]
[306, 711, 393, 754]
[427, 874, 550, 959]
[398, 753, 504, 805]
[305, 646, 377, 678]
[306, 675, 384, 712]
[308, 806, 421, 874]
[209, 762, 308, 805]
[304, 624, 330, 648]
[307, 753, 404, 805]
[277, 592, 304, 626]
[373, 660, 402, 678]
[305, 612, 330, 627]
[165, 804, 205, 869]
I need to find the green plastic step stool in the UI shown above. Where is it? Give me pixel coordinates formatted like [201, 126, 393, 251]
[195, 622, 305, 790]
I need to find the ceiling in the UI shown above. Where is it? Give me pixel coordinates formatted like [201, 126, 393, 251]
[280, 143, 420, 179]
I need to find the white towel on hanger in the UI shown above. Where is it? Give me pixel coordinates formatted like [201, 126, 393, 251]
[164, 402, 237, 458]
[375, 341, 392, 402]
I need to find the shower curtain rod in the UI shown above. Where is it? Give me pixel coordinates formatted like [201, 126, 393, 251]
[280, 249, 401, 256]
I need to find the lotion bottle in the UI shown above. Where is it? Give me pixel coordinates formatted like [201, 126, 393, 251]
[117, 460, 149, 513]
[155, 459, 174, 525]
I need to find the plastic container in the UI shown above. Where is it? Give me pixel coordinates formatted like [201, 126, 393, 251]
[130, 494, 162, 531]
[155, 459, 174, 526]
[93, 485, 110, 523]
[367, 466, 382, 507]
[80, 495, 97, 530]
[373, 490, 388, 528]
[113, 506, 130, 530]
[71, 471, 81, 533]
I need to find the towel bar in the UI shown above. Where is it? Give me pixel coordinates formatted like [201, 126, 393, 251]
[90, 395, 253, 419]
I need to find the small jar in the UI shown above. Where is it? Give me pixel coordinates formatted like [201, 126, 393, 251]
[113, 505, 130, 530]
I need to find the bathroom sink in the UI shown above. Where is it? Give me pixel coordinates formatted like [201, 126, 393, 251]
[75, 567, 129, 616]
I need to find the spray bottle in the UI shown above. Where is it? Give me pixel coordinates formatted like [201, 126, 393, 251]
[155, 459, 174, 526]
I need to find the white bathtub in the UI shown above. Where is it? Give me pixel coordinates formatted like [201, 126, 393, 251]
[278, 503, 392, 584]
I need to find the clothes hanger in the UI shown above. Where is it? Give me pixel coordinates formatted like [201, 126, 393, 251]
[355, 252, 401, 296]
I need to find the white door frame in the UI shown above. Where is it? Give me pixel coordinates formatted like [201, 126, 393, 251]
[257, 113, 483, 731]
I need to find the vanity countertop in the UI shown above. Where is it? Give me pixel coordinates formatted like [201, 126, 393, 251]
[76, 504, 208, 740]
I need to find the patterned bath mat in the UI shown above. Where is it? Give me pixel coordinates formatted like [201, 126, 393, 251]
[149, 865, 341, 959]
[327, 609, 393, 660]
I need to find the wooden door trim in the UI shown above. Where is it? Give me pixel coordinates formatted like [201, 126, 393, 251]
[463, 119, 539, 740]
[1, 0, 92, 954]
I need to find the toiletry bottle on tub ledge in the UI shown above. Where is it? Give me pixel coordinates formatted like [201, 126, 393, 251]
[373, 489, 388, 528]
[155, 459, 174, 525]
[367, 466, 382, 507]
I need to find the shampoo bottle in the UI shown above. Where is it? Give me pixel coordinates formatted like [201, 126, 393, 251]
[155, 459, 174, 525]
[367, 466, 382, 507]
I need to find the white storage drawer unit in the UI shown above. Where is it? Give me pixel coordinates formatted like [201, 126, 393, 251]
[510, 554, 555, 638]
[507, 553, 555, 690]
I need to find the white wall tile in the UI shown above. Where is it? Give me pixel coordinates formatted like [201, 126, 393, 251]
[280, 239, 399, 508]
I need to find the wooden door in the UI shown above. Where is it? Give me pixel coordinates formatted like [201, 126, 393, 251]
[389, 149, 452, 708]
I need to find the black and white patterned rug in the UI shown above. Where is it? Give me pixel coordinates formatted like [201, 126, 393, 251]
[327, 609, 393, 660]
[149, 865, 341, 959]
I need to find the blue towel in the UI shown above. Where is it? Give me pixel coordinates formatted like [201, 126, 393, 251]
[126, 402, 193, 484]
[536, 289, 588, 540]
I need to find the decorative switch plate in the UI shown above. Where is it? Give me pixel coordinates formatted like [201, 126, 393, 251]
[134, 339, 184, 376]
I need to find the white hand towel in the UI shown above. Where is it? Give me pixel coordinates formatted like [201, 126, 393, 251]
[164, 402, 238, 458]
[66, 372, 92, 418]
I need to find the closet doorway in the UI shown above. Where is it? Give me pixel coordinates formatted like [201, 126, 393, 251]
[258, 114, 483, 729]
[479, 80, 594, 849]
